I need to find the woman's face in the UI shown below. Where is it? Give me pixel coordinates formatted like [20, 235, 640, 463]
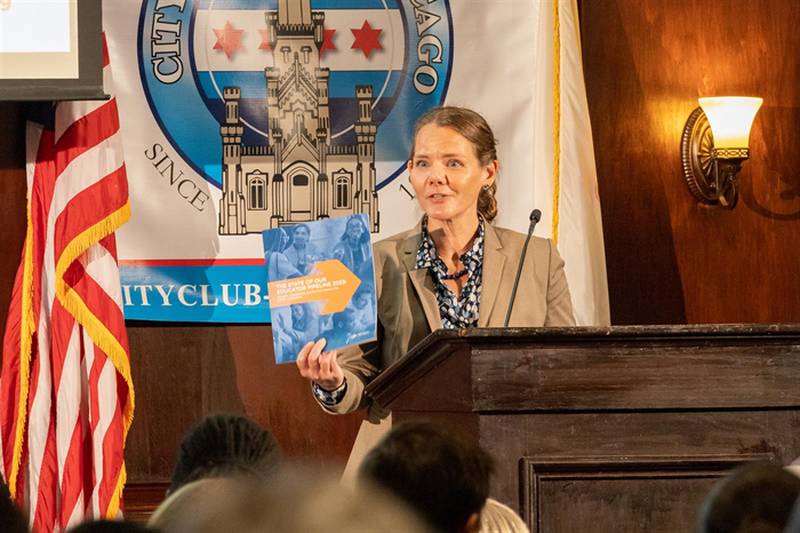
[408, 124, 496, 224]
[347, 218, 365, 240]
[291, 305, 305, 321]
[293, 226, 309, 246]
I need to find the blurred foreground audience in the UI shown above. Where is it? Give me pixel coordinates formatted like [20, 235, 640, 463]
[787, 499, 800, 533]
[26, 417, 800, 533]
[1, 480, 28, 533]
[169, 413, 281, 494]
[149, 470, 431, 533]
[358, 420, 494, 533]
[697, 461, 800, 533]
[479, 498, 529, 533]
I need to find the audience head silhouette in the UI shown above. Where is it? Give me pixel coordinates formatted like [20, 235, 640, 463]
[697, 461, 800, 533]
[0, 481, 28, 533]
[169, 413, 281, 494]
[786, 497, 800, 533]
[358, 420, 494, 533]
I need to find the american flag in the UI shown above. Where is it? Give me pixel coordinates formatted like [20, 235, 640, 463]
[0, 38, 134, 532]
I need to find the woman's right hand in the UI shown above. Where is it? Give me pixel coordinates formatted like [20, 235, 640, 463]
[296, 338, 344, 391]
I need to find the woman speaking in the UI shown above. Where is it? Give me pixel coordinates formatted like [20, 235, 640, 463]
[296, 107, 575, 418]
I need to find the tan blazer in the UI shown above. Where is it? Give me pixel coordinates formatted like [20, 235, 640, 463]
[320, 221, 575, 419]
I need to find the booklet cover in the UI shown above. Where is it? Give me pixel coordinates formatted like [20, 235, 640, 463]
[263, 214, 377, 364]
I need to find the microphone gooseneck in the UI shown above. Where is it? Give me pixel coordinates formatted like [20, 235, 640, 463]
[503, 209, 542, 328]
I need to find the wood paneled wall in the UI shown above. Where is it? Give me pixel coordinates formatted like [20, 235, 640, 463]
[0, 0, 798, 498]
[125, 324, 363, 482]
[580, 0, 800, 324]
[0, 104, 27, 333]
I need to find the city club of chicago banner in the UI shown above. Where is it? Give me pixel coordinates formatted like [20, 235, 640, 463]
[106, 0, 610, 325]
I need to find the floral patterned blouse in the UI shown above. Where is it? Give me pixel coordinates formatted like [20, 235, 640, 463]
[415, 217, 485, 329]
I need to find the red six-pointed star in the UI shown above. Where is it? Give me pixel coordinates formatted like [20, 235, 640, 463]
[258, 28, 272, 51]
[351, 20, 382, 58]
[320, 28, 337, 56]
[213, 21, 244, 59]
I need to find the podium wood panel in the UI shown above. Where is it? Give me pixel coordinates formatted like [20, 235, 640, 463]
[367, 325, 800, 532]
[522, 455, 772, 533]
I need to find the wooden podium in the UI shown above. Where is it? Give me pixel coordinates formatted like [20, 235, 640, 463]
[365, 325, 800, 533]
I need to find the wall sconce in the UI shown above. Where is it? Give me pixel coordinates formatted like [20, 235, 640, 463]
[681, 96, 763, 208]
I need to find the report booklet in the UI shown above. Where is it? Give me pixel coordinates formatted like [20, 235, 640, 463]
[263, 214, 377, 364]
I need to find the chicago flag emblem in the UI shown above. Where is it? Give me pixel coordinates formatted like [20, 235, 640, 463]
[139, 0, 453, 234]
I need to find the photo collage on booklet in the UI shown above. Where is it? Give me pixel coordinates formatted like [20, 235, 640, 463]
[263, 214, 377, 364]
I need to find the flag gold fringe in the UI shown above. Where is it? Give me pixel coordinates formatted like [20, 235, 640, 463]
[551, 0, 562, 244]
[54, 201, 133, 518]
[8, 197, 36, 500]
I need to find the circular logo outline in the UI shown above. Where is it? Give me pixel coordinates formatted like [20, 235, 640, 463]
[137, 0, 453, 192]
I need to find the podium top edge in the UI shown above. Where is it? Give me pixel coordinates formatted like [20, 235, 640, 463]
[429, 323, 800, 342]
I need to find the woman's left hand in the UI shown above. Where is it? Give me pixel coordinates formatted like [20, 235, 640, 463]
[296, 338, 344, 391]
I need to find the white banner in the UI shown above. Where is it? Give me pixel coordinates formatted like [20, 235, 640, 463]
[106, 0, 609, 325]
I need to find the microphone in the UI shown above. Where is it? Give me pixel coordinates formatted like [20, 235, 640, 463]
[503, 209, 542, 327]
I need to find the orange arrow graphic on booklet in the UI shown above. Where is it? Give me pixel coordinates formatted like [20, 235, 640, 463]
[267, 259, 361, 314]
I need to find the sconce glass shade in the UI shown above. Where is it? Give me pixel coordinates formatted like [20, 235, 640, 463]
[681, 96, 763, 208]
[698, 96, 763, 150]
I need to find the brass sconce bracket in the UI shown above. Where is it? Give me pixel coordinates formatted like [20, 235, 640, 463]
[681, 107, 745, 209]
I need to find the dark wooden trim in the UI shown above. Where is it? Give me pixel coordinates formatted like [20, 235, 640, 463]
[520, 454, 773, 533]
